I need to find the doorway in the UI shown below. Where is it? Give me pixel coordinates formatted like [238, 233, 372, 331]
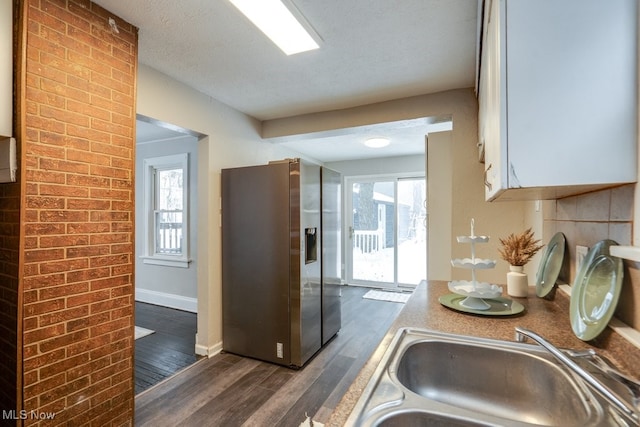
[134, 116, 203, 393]
[346, 175, 426, 288]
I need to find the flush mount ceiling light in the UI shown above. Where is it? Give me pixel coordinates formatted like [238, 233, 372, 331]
[363, 137, 390, 148]
[228, 0, 320, 55]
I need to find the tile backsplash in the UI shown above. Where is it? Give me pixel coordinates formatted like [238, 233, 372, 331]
[543, 184, 639, 330]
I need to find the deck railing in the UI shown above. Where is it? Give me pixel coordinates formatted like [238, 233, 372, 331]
[353, 229, 384, 253]
[156, 222, 183, 255]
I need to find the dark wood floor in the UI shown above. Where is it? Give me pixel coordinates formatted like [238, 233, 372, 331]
[135, 302, 200, 395]
[134, 285, 406, 426]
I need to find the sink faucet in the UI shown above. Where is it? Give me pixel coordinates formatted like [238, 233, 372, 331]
[515, 327, 639, 423]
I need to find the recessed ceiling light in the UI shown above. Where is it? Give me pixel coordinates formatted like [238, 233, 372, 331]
[363, 137, 390, 148]
[228, 0, 320, 55]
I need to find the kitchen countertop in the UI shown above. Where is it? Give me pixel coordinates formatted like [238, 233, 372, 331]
[327, 280, 640, 426]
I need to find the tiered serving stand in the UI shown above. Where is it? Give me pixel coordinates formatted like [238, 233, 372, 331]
[447, 219, 502, 310]
[439, 219, 525, 316]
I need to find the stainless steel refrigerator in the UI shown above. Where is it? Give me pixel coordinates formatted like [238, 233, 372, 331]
[221, 159, 341, 368]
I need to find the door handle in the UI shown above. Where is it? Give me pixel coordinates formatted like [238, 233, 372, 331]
[484, 163, 493, 191]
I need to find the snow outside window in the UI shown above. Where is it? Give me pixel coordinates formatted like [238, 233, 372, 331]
[142, 153, 190, 268]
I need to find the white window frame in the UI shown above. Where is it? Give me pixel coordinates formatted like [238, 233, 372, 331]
[141, 153, 191, 268]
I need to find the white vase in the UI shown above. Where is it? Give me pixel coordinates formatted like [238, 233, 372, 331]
[507, 265, 528, 297]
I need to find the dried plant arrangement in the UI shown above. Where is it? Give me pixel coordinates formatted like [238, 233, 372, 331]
[498, 228, 544, 267]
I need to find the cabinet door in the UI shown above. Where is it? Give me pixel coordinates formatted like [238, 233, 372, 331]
[477, 0, 490, 162]
[480, 0, 637, 201]
[481, 0, 506, 200]
[506, 0, 637, 189]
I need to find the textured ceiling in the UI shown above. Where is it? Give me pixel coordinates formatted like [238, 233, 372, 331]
[93, 0, 479, 161]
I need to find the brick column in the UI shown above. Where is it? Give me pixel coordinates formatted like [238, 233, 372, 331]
[18, 0, 137, 425]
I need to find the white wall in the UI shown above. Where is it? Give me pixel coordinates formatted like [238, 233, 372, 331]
[135, 135, 199, 312]
[325, 155, 424, 177]
[426, 131, 452, 280]
[137, 65, 305, 356]
[0, 0, 12, 137]
[426, 130, 536, 283]
[447, 96, 530, 284]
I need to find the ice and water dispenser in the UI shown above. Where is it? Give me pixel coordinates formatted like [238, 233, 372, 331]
[305, 227, 317, 264]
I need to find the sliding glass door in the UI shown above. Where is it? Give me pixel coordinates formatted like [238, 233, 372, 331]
[346, 176, 426, 288]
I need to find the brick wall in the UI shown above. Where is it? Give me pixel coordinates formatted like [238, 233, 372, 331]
[0, 179, 20, 418]
[18, 0, 137, 425]
[0, 2, 23, 419]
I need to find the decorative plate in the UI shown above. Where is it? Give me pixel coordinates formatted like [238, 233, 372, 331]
[439, 293, 525, 317]
[570, 240, 623, 341]
[535, 232, 566, 298]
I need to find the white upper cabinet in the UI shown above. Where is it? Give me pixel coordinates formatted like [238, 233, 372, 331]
[478, 0, 638, 201]
[1, 0, 12, 138]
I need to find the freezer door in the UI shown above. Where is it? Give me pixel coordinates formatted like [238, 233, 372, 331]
[321, 167, 342, 344]
[222, 163, 292, 365]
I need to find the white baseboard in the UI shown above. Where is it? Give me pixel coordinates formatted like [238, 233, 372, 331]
[135, 288, 197, 313]
[195, 340, 222, 358]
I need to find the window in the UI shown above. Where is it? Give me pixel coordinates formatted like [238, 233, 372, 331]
[142, 153, 190, 268]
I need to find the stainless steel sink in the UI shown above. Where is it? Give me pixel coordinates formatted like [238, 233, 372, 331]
[395, 340, 591, 425]
[346, 328, 629, 426]
[373, 410, 491, 426]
